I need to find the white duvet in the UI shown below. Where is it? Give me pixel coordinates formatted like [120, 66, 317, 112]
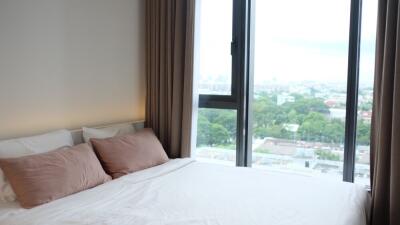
[0, 159, 369, 225]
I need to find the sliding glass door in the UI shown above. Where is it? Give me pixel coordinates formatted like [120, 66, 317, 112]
[251, 0, 351, 181]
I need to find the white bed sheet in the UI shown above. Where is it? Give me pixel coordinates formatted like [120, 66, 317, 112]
[0, 158, 369, 225]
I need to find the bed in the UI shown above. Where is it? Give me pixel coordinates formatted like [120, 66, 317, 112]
[0, 157, 369, 225]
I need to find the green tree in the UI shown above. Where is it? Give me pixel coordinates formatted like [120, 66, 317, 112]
[214, 110, 236, 141]
[323, 119, 345, 144]
[287, 109, 299, 123]
[315, 149, 340, 161]
[253, 124, 294, 139]
[208, 123, 230, 146]
[357, 120, 371, 145]
[298, 112, 327, 142]
[198, 92, 367, 147]
[196, 109, 234, 147]
[253, 95, 278, 128]
[359, 102, 372, 111]
[196, 114, 210, 146]
[254, 127, 268, 139]
[286, 98, 330, 115]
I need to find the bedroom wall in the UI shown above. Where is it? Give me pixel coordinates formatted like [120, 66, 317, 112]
[0, 0, 146, 139]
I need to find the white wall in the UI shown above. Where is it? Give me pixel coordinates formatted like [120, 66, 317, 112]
[0, 0, 146, 139]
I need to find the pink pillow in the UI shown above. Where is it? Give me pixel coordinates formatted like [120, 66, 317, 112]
[90, 128, 169, 179]
[0, 143, 111, 208]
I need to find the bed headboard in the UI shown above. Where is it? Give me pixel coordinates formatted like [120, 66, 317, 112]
[70, 120, 145, 145]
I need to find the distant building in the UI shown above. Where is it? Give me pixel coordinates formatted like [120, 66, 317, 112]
[294, 148, 315, 158]
[315, 93, 327, 99]
[329, 108, 346, 120]
[283, 123, 299, 132]
[277, 94, 295, 105]
[324, 99, 337, 108]
[359, 111, 372, 123]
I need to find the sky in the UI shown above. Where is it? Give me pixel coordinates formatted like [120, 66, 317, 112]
[196, 0, 378, 87]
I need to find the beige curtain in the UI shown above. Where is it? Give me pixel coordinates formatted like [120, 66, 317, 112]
[370, 0, 400, 224]
[145, 0, 195, 158]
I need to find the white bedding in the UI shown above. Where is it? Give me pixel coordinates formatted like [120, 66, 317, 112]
[0, 158, 369, 225]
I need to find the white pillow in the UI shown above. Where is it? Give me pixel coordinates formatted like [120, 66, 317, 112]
[0, 129, 74, 202]
[82, 123, 136, 143]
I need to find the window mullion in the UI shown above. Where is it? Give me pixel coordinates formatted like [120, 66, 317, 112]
[343, 0, 363, 182]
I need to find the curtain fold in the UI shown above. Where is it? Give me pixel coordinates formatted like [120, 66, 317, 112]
[145, 0, 195, 158]
[370, 0, 400, 224]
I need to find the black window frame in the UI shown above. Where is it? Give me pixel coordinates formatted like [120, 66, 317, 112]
[198, 0, 250, 167]
[198, 0, 240, 110]
[197, 0, 364, 183]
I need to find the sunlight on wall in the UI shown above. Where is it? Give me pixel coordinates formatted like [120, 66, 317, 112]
[0, 0, 146, 139]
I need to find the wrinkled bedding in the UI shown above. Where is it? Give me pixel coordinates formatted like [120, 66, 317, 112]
[0, 158, 369, 225]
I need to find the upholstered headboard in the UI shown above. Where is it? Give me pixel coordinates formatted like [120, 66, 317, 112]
[70, 120, 145, 145]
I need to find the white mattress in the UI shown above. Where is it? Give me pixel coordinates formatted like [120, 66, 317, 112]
[0, 158, 369, 225]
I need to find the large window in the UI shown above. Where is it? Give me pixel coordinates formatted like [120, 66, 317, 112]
[250, 0, 350, 181]
[197, 0, 233, 95]
[194, 0, 377, 186]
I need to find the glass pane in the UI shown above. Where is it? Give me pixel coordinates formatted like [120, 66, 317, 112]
[354, 0, 378, 186]
[195, 108, 237, 166]
[251, 0, 350, 181]
[196, 0, 232, 95]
